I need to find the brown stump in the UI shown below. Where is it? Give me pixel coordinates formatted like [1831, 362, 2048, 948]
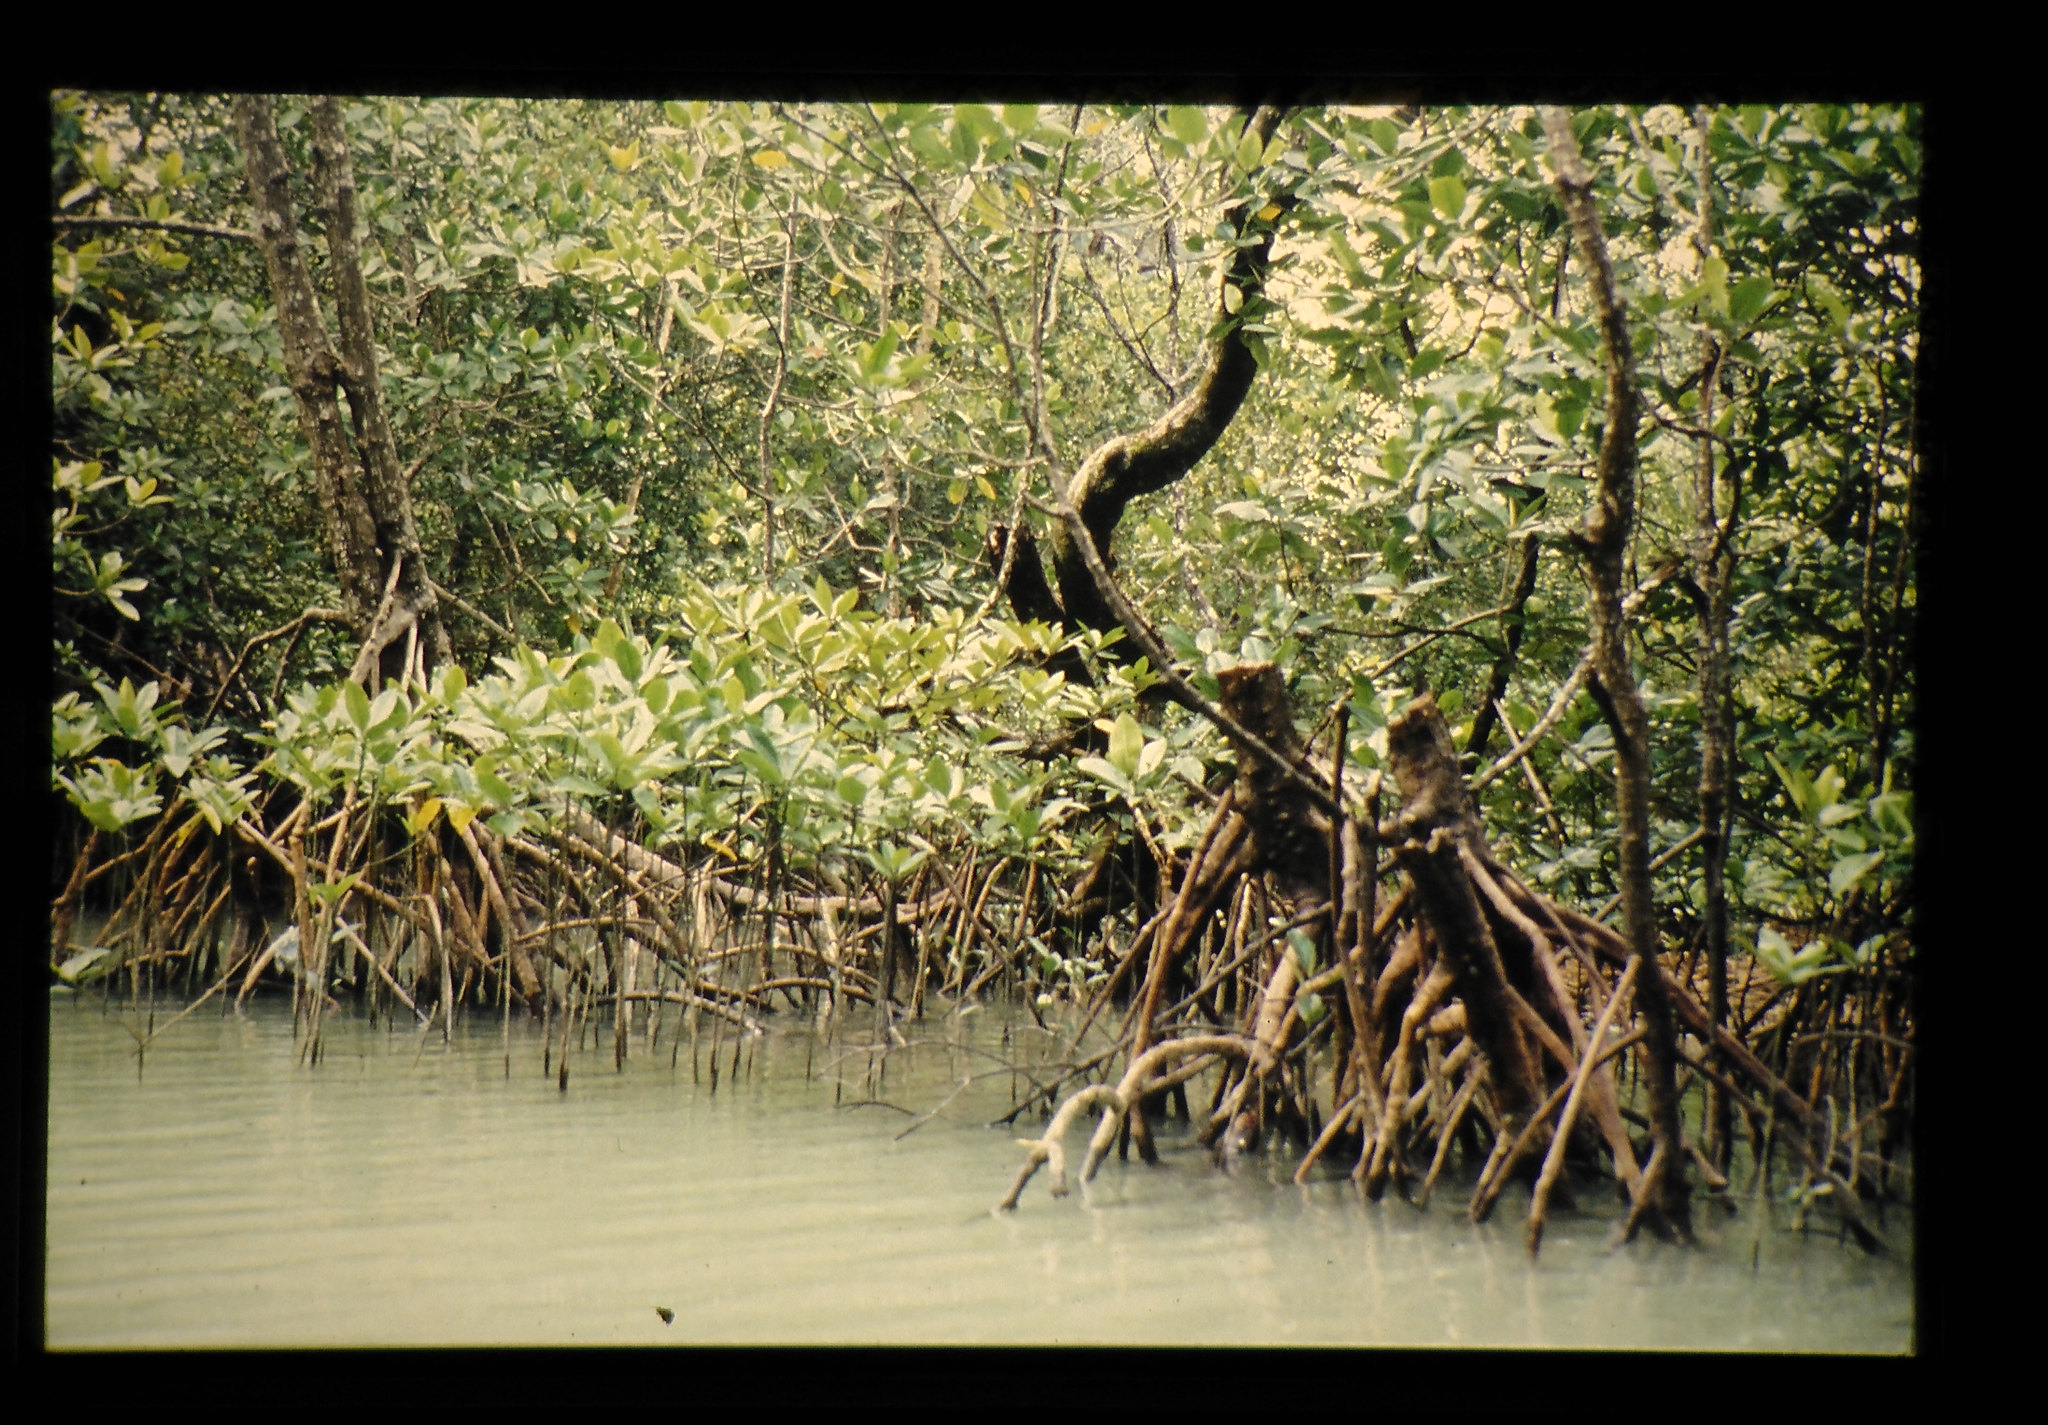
[1212, 664, 1335, 1147]
[1382, 694, 1546, 1132]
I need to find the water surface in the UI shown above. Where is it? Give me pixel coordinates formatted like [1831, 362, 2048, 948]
[45, 990, 1912, 1349]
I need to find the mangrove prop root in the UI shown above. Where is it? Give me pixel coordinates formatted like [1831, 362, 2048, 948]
[1383, 696, 1544, 1122]
[1528, 955, 1640, 1254]
[999, 1035, 1252, 1211]
[1360, 962, 1456, 1196]
[1417, 1061, 1487, 1208]
[47, 637, 1901, 1259]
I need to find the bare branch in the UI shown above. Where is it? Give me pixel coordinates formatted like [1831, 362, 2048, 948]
[51, 214, 255, 242]
[203, 606, 352, 721]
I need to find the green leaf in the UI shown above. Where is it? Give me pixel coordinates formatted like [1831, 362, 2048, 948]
[1828, 850, 1884, 898]
[308, 872, 363, 909]
[1808, 275, 1851, 334]
[1467, 488, 1510, 531]
[1728, 274, 1781, 328]
[1767, 756, 1813, 820]
[1136, 738, 1165, 780]
[342, 680, 371, 732]
[1428, 176, 1468, 221]
[1868, 790, 1913, 841]
[864, 323, 901, 377]
[1811, 764, 1845, 811]
[1753, 924, 1842, 987]
[866, 842, 925, 882]
[630, 784, 665, 824]
[1702, 256, 1730, 317]
[367, 687, 402, 733]
[1074, 756, 1130, 795]
[1234, 127, 1264, 172]
[1286, 927, 1318, 976]
[1107, 712, 1143, 778]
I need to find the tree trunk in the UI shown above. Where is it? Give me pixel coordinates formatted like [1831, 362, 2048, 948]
[232, 94, 446, 687]
[308, 96, 449, 682]
[1544, 108, 1691, 1238]
[1688, 108, 1739, 1175]
[1691, 338, 1735, 1173]
[1214, 664, 1327, 915]
[1381, 693, 1546, 1129]
[233, 96, 382, 634]
[993, 107, 1290, 675]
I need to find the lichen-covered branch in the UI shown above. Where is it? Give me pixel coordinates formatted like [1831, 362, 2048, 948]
[1046, 107, 1289, 635]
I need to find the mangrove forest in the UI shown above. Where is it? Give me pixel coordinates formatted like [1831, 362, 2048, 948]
[48, 95, 1918, 1273]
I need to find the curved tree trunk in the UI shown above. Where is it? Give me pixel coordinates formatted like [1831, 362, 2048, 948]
[993, 106, 1290, 673]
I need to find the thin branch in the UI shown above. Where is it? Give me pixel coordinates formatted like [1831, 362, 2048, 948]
[204, 606, 352, 720]
[426, 575, 516, 643]
[1469, 560, 1678, 792]
[758, 189, 799, 581]
[51, 213, 255, 242]
[1367, 598, 1522, 679]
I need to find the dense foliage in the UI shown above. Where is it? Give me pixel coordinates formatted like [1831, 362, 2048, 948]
[52, 97, 1915, 974]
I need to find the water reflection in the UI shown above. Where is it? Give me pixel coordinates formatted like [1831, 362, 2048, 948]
[46, 990, 1912, 1350]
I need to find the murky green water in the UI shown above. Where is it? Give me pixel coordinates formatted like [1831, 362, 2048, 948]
[45, 989, 1912, 1349]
